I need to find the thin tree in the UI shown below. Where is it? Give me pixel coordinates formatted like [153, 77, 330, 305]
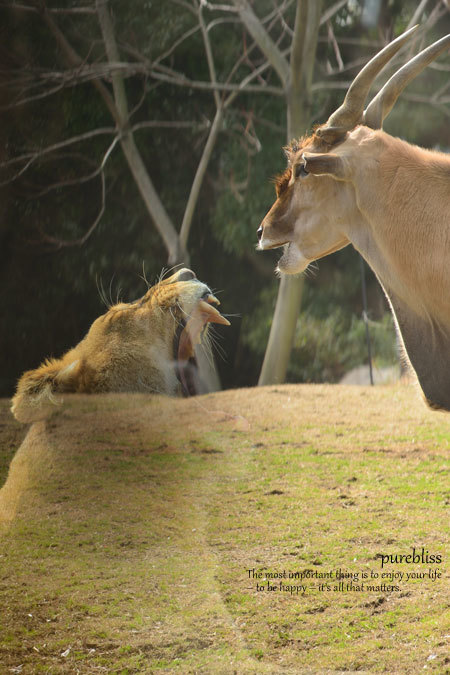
[1, 0, 296, 264]
[232, 0, 321, 385]
[2, 0, 447, 387]
[233, 0, 448, 385]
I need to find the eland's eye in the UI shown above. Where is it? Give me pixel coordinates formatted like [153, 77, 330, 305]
[295, 164, 309, 178]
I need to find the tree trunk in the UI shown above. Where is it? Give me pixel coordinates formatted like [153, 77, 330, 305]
[258, 0, 322, 386]
[258, 274, 304, 384]
[119, 134, 189, 266]
[96, 0, 188, 266]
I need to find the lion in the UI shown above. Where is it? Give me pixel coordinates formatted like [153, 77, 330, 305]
[11, 268, 230, 424]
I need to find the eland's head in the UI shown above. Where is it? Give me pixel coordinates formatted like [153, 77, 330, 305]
[257, 27, 450, 276]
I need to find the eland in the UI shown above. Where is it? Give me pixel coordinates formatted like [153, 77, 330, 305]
[257, 27, 450, 411]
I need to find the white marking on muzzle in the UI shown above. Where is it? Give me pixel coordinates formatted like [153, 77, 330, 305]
[258, 236, 285, 251]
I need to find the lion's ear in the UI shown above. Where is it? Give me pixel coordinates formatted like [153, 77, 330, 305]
[11, 358, 81, 423]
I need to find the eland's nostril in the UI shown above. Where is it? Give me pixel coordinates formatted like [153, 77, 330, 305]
[257, 226, 263, 241]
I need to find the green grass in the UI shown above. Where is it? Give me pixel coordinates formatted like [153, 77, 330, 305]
[0, 385, 449, 673]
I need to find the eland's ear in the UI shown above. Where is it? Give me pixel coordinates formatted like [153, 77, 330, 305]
[302, 152, 348, 180]
[11, 358, 81, 423]
[315, 126, 348, 146]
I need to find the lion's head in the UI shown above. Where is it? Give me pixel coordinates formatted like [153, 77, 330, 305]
[11, 268, 230, 423]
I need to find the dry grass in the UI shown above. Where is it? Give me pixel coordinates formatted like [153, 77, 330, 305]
[0, 383, 448, 673]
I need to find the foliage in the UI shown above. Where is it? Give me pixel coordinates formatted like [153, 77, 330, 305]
[0, 0, 449, 395]
[243, 255, 399, 384]
[290, 311, 398, 383]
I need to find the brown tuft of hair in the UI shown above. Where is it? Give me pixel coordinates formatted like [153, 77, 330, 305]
[283, 127, 346, 165]
[272, 167, 292, 197]
[283, 133, 311, 161]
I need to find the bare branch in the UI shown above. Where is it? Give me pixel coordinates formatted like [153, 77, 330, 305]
[288, 0, 322, 137]
[221, 33, 261, 88]
[324, 56, 369, 77]
[96, 0, 129, 127]
[205, 15, 241, 30]
[127, 73, 150, 119]
[399, 93, 450, 120]
[318, 36, 383, 47]
[208, 1, 291, 95]
[310, 79, 352, 92]
[197, 0, 222, 108]
[179, 107, 223, 250]
[41, 5, 120, 124]
[232, 0, 289, 86]
[327, 20, 344, 71]
[130, 119, 208, 132]
[319, 0, 348, 26]
[0, 119, 205, 183]
[301, 0, 322, 93]
[224, 47, 291, 108]
[272, 4, 294, 40]
[168, 0, 197, 14]
[212, 0, 291, 98]
[404, 92, 450, 109]
[429, 62, 450, 72]
[2, 59, 285, 109]
[96, 0, 183, 263]
[251, 114, 284, 133]
[406, 0, 430, 30]
[35, 137, 120, 249]
[433, 104, 450, 119]
[289, 0, 308, 88]
[260, 0, 296, 28]
[28, 163, 103, 198]
[0, 79, 68, 110]
[45, 5, 97, 14]
[432, 78, 450, 100]
[199, 1, 237, 10]
[0, 2, 96, 13]
[0, 127, 116, 185]
[39, 170, 106, 249]
[231, 111, 261, 154]
[150, 66, 284, 96]
[151, 24, 200, 69]
[417, 3, 448, 41]
[31, 135, 119, 198]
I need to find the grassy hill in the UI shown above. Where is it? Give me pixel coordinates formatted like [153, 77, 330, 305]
[0, 384, 448, 673]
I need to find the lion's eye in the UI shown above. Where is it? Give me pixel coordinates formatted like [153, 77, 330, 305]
[295, 163, 308, 178]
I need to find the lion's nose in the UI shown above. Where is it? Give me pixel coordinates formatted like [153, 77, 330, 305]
[257, 226, 263, 241]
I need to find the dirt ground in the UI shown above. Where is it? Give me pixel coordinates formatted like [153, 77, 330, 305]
[0, 383, 448, 673]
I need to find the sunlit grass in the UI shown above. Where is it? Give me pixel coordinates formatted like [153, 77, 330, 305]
[0, 385, 448, 673]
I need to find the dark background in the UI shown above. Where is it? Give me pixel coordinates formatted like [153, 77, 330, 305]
[1, 0, 449, 396]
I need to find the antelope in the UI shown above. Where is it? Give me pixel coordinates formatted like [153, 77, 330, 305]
[257, 27, 450, 411]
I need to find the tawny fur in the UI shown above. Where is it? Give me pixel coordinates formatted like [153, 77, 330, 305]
[11, 269, 215, 423]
